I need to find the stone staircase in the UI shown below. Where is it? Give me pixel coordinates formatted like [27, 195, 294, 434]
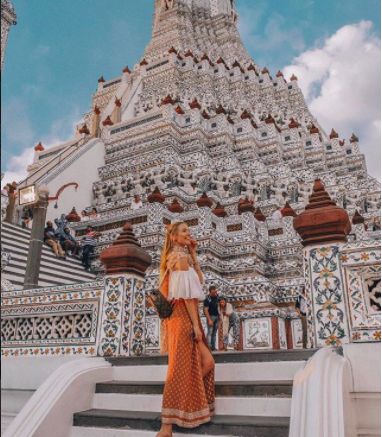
[71, 350, 315, 437]
[1, 221, 96, 289]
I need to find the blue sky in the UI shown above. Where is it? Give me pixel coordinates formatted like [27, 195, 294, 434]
[1, 0, 381, 181]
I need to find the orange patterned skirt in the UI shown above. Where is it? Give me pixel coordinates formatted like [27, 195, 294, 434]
[161, 299, 215, 428]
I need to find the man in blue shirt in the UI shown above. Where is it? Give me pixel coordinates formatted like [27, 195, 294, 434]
[203, 286, 220, 351]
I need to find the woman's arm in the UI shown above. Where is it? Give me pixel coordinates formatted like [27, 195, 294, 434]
[184, 299, 202, 342]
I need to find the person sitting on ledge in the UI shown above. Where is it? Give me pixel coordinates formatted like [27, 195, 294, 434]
[81, 226, 99, 271]
[89, 207, 98, 219]
[60, 227, 80, 257]
[44, 221, 65, 259]
[81, 210, 90, 221]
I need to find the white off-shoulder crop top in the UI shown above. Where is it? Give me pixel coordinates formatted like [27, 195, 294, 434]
[167, 248, 205, 301]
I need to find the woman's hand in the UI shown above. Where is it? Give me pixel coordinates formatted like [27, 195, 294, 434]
[187, 238, 197, 254]
[193, 325, 203, 343]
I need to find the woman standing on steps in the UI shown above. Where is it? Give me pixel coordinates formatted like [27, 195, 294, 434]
[156, 222, 215, 437]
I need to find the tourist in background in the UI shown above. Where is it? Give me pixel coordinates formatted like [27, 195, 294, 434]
[204, 286, 220, 351]
[295, 288, 308, 349]
[131, 194, 143, 210]
[60, 227, 80, 257]
[218, 297, 240, 351]
[21, 206, 33, 229]
[89, 207, 98, 219]
[81, 226, 98, 271]
[157, 222, 214, 436]
[44, 221, 65, 258]
[81, 210, 90, 221]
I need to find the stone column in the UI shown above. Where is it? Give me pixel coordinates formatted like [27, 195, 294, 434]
[4, 181, 17, 224]
[23, 187, 49, 289]
[97, 223, 152, 357]
[294, 179, 352, 348]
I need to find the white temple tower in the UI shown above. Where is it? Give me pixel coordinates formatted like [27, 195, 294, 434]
[1, 0, 17, 70]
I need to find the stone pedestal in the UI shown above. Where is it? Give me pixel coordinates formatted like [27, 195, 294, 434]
[98, 223, 152, 357]
[98, 274, 146, 356]
[294, 180, 352, 348]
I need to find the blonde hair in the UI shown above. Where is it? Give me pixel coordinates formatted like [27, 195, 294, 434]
[159, 221, 186, 282]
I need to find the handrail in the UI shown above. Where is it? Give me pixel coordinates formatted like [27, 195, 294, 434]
[289, 347, 356, 437]
[17, 137, 86, 187]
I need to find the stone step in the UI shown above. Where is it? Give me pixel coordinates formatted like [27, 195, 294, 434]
[2, 250, 95, 279]
[1, 222, 32, 236]
[112, 361, 305, 385]
[71, 427, 216, 437]
[91, 393, 291, 417]
[2, 266, 67, 288]
[1, 237, 89, 270]
[107, 349, 315, 366]
[96, 381, 293, 397]
[73, 410, 290, 437]
[3, 264, 94, 287]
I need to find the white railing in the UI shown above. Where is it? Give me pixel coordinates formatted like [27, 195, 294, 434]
[289, 347, 356, 437]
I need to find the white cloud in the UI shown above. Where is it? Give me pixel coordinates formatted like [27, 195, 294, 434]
[2, 104, 82, 186]
[283, 21, 381, 180]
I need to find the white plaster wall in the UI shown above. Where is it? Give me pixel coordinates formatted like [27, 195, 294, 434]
[1, 356, 91, 434]
[43, 139, 105, 223]
[343, 343, 381, 436]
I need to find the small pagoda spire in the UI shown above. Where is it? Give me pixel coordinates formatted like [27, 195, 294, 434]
[34, 142, 45, 152]
[261, 67, 269, 75]
[161, 94, 175, 106]
[122, 65, 131, 74]
[329, 128, 339, 139]
[175, 105, 185, 115]
[168, 46, 177, 54]
[189, 98, 201, 110]
[352, 210, 365, 225]
[254, 207, 266, 222]
[281, 202, 296, 217]
[102, 116, 114, 126]
[168, 198, 184, 213]
[276, 70, 284, 78]
[100, 222, 152, 276]
[310, 123, 319, 134]
[98, 76, 105, 83]
[290, 74, 298, 81]
[213, 203, 227, 217]
[241, 110, 252, 120]
[147, 186, 165, 204]
[232, 60, 244, 73]
[196, 192, 213, 208]
[66, 207, 81, 223]
[238, 197, 254, 214]
[293, 179, 351, 246]
[265, 114, 275, 124]
[79, 124, 90, 135]
[288, 118, 300, 129]
[350, 133, 359, 143]
[140, 58, 148, 66]
[216, 105, 226, 115]
[201, 110, 211, 120]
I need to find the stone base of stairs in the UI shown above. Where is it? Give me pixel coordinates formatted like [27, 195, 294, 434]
[73, 410, 290, 437]
[71, 350, 316, 437]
